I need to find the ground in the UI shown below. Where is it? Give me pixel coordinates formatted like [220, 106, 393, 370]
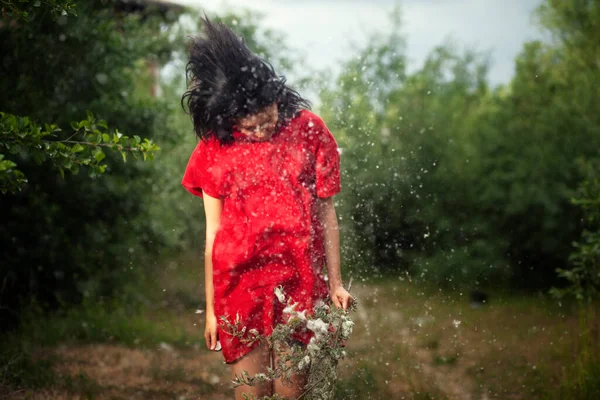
[0, 256, 585, 400]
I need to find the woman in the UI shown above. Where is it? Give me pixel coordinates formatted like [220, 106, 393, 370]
[181, 17, 354, 399]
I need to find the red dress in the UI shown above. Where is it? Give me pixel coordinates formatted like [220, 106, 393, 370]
[181, 109, 341, 364]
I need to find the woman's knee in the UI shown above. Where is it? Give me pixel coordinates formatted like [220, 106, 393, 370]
[272, 341, 308, 399]
[231, 342, 273, 399]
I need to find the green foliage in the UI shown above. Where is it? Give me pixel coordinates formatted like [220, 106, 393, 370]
[555, 306, 600, 399]
[0, 0, 77, 21]
[320, 0, 600, 289]
[0, 0, 183, 330]
[319, 7, 507, 287]
[471, 0, 600, 287]
[0, 111, 159, 194]
[552, 157, 600, 302]
[469, 33, 600, 287]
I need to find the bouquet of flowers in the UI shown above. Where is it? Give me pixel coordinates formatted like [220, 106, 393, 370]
[219, 282, 357, 400]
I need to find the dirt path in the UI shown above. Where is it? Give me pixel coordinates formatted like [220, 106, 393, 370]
[7, 343, 230, 400]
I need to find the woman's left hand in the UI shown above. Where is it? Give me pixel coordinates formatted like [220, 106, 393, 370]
[330, 285, 354, 311]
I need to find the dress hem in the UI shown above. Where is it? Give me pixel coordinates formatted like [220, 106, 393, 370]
[223, 339, 262, 365]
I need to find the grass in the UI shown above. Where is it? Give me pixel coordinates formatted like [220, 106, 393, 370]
[334, 362, 379, 399]
[432, 354, 458, 366]
[61, 372, 103, 398]
[16, 301, 196, 348]
[0, 252, 207, 398]
[343, 277, 595, 400]
[2, 252, 599, 399]
[555, 306, 600, 399]
[0, 334, 57, 390]
[0, 335, 103, 399]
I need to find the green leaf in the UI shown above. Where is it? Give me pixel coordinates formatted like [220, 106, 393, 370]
[134, 135, 141, 144]
[32, 150, 46, 164]
[93, 148, 106, 162]
[102, 133, 110, 143]
[70, 143, 85, 153]
[121, 152, 127, 163]
[8, 144, 21, 155]
[87, 133, 102, 145]
[70, 121, 79, 131]
[0, 159, 17, 171]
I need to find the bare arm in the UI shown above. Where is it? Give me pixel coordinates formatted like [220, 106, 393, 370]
[202, 190, 223, 350]
[316, 196, 353, 310]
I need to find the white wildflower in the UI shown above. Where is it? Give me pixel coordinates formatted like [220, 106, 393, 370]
[307, 337, 321, 356]
[298, 355, 311, 370]
[274, 285, 286, 303]
[307, 318, 328, 333]
[314, 299, 330, 312]
[283, 302, 298, 315]
[296, 309, 307, 321]
[307, 318, 329, 340]
[341, 319, 355, 337]
[286, 307, 308, 324]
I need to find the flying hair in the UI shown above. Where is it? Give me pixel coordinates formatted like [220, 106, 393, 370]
[181, 15, 311, 143]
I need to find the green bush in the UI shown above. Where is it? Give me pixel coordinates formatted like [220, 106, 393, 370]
[320, 1, 600, 290]
[0, 0, 181, 330]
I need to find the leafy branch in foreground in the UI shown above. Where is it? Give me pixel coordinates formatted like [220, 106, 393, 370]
[0, 111, 160, 194]
[219, 282, 357, 400]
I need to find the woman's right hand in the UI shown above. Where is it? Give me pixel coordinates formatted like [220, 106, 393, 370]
[204, 312, 219, 350]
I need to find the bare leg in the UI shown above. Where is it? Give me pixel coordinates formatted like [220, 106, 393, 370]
[272, 341, 308, 400]
[231, 341, 273, 400]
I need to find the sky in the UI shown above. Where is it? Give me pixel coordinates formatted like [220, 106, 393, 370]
[171, 0, 544, 87]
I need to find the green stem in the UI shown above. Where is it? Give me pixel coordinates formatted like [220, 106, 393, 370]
[61, 140, 139, 152]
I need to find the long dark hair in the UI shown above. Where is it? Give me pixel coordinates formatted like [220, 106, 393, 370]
[181, 16, 311, 143]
